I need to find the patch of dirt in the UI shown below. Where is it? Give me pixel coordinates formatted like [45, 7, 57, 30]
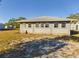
[0, 37, 79, 58]
[44, 42, 79, 58]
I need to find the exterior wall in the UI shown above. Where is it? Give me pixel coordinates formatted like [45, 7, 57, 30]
[71, 22, 79, 31]
[77, 24, 79, 30]
[75, 21, 79, 31]
[20, 22, 70, 35]
[33, 24, 51, 34]
[71, 23, 76, 30]
[51, 24, 70, 35]
[20, 23, 27, 33]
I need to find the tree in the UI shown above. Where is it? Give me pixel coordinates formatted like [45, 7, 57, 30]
[67, 13, 79, 20]
[16, 17, 26, 21]
[8, 18, 16, 23]
[15, 17, 26, 28]
[5, 17, 26, 28]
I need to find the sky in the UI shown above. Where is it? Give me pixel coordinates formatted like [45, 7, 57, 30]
[0, 0, 79, 23]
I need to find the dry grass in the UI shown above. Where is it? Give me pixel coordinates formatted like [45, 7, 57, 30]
[72, 34, 79, 37]
[0, 29, 56, 52]
[1, 30, 79, 57]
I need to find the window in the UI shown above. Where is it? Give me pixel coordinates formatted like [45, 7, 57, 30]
[54, 23, 58, 28]
[41, 23, 44, 28]
[36, 23, 39, 27]
[62, 23, 66, 28]
[45, 23, 49, 28]
[28, 24, 31, 28]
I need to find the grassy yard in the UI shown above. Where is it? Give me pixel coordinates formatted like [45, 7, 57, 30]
[1, 30, 79, 57]
[0, 29, 56, 52]
[72, 34, 79, 37]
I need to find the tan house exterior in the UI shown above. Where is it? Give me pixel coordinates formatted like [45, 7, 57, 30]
[70, 19, 79, 31]
[17, 16, 71, 35]
[71, 21, 79, 31]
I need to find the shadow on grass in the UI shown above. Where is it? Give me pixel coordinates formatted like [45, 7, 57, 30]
[0, 36, 68, 58]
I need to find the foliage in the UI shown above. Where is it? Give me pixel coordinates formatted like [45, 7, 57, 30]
[16, 17, 26, 20]
[67, 13, 79, 20]
[5, 17, 26, 28]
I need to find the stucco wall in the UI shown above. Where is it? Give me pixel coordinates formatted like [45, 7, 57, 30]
[20, 23, 70, 35]
[77, 24, 79, 30]
[71, 23, 79, 31]
[71, 24, 76, 30]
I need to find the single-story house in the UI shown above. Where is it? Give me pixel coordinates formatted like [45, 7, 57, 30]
[17, 16, 71, 35]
